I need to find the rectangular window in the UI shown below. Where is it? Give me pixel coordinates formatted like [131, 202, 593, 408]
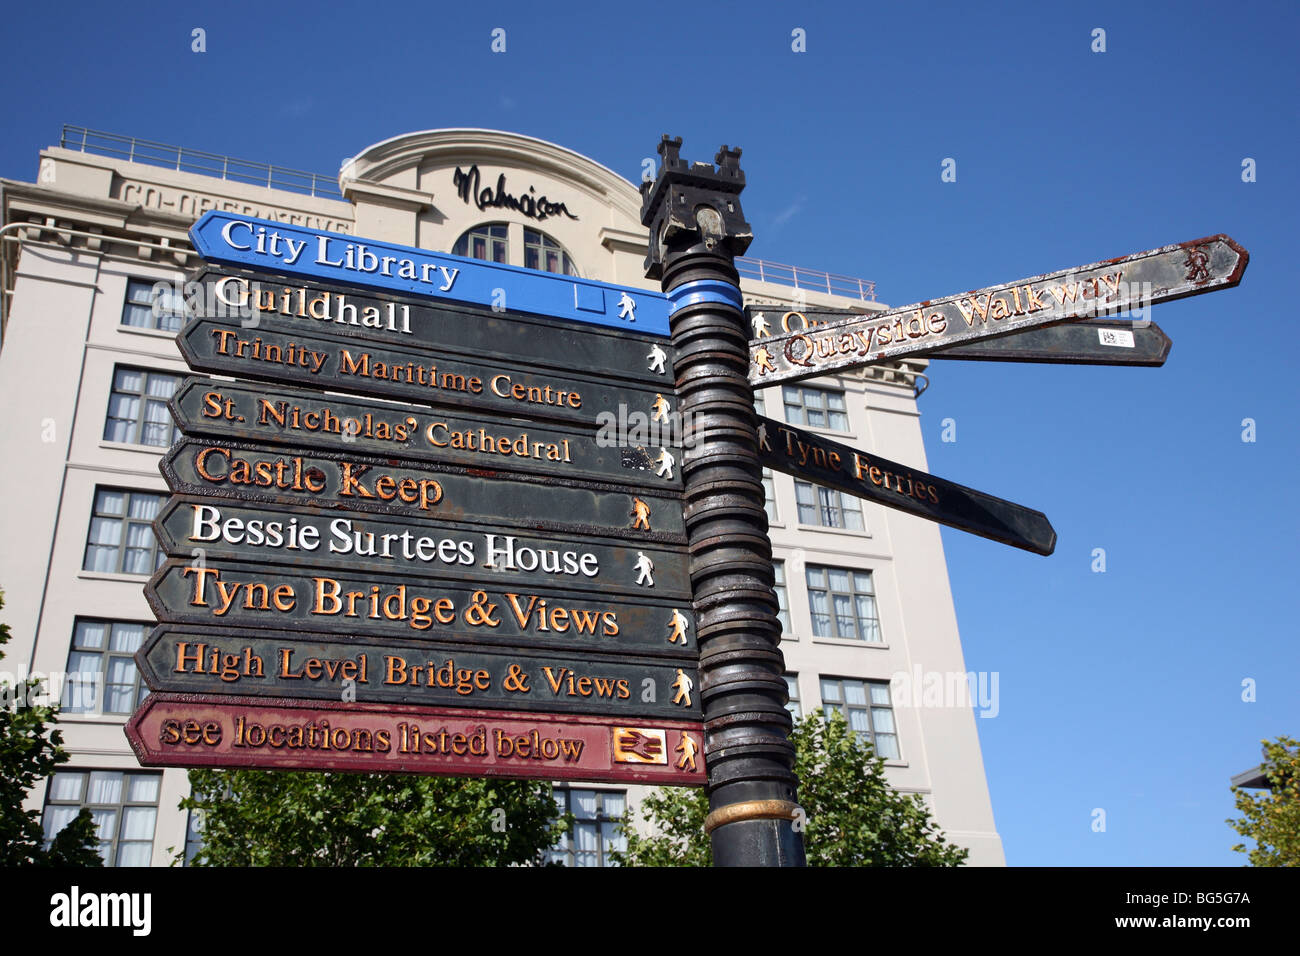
[82, 488, 166, 575]
[820, 677, 899, 759]
[104, 367, 182, 447]
[753, 390, 766, 416]
[784, 673, 802, 720]
[43, 770, 162, 866]
[805, 565, 881, 642]
[795, 479, 864, 531]
[61, 620, 150, 715]
[773, 560, 791, 636]
[782, 385, 849, 431]
[120, 279, 185, 333]
[547, 788, 625, 867]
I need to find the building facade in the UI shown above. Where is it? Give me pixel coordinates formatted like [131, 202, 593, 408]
[0, 126, 1005, 866]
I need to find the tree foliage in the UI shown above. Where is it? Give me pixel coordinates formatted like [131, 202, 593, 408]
[180, 768, 570, 867]
[1227, 735, 1299, 867]
[617, 711, 969, 866]
[0, 589, 103, 866]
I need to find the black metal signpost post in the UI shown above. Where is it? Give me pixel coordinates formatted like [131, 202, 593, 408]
[641, 137, 806, 866]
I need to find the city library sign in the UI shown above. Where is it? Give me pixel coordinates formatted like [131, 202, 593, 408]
[452, 165, 578, 222]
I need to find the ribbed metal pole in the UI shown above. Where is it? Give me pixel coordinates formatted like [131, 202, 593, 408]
[641, 136, 805, 867]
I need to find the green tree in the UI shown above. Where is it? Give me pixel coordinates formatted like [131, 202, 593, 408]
[0, 590, 103, 866]
[1227, 735, 1299, 867]
[180, 768, 570, 866]
[617, 711, 969, 866]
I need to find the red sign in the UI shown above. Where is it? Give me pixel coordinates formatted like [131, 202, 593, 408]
[126, 693, 705, 786]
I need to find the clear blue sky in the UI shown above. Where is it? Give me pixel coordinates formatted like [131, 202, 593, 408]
[3, 0, 1295, 866]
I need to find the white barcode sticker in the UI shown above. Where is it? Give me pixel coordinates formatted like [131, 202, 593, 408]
[1097, 328, 1136, 348]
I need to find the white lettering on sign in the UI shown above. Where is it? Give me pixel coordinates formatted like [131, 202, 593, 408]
[1097, 328, 1135, 348]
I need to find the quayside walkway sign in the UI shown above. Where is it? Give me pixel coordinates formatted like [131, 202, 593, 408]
[748, 235, 1247, 387]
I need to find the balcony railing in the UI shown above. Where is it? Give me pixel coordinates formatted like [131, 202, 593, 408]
[737, 256, 877, 301]
[58, 125, 342, 199]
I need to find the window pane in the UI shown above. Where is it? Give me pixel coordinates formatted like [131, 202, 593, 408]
[109, 624, 146, 653]
[48, 772, 85, 802]
[75, 621, 107, 649]
[601, 792, 625, 818]
[119, 807, 156, 841]
[872, 708, 896, 734]
[876, 734, 900, 759]
[128, 494, 161, 520]
[91, 808, 118, 842]
[573, 822, 599, 851]
[573, 791, 597, 819]
[808, 592, 830, 636]
[820, 678, 841, 702]
[116, 842, 153, 867]
[844, 682, 867, 706]
[833, 594, 855, 637]
[66, 651, 101, 678]
[870, 684, 892, 706]
[95, 490, 125, 516]
[43, 806, 81, 841]
[88, 772, 122, 804]
[601, 822, 625, 859]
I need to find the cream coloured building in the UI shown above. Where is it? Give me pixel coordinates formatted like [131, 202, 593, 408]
[0, 126, 1004, 866]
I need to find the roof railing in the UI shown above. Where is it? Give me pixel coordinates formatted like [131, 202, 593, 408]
[58, 125, 342, 199]
[737, 256, 877, 301]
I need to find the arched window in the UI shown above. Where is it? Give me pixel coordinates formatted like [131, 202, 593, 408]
[452, 223, 508, 264]
[524, 229, 579, 277]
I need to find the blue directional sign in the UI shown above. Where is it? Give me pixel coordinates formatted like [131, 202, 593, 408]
[188, 212, 672, 337]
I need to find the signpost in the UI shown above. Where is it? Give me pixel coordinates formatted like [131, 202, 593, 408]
[750, 308, 1174, 367]
[757, 417, 1056, 555]
[176, 317, 676, 431]
[127, 143, 1250, 868]
[188, 268, 676, 384]
[133, 212, 704, 790]
[187, 212, 675, 335]
[167, 377, 679, 489]
[127, 695, 704, 785]
[748, 236, 1247, 387]
[159, 438, 688, 538]
[154, 496, 693, 599]
[136, 626, 699, 719]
